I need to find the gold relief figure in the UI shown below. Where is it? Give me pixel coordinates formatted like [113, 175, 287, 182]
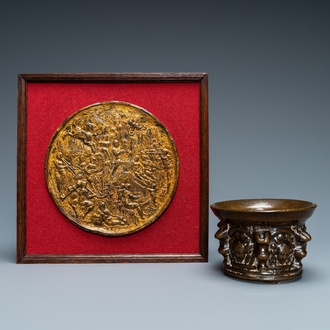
[45, 101, 179, 236]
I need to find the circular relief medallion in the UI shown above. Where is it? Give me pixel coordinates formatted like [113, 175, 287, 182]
[45, 101, 179, 236]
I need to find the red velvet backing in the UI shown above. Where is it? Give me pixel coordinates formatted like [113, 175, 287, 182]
[26, 82, 200, 254]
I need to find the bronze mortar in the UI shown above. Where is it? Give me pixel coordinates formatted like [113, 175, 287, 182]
[210, 199, 316, 283]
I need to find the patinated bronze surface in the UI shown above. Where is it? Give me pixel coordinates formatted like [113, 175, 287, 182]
[45, 101, 179, 236]
[211, 199, 316, 282]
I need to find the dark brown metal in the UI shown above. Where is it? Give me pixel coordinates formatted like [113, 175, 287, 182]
[211, 199, 316, 282]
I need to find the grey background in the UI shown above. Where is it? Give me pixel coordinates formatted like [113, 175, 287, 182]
[1, 0, 329, 329]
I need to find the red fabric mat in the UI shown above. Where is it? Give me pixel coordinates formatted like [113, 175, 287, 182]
[26, 82, 200, 254]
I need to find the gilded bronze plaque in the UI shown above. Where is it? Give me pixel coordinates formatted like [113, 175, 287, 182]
[45, 101, 179, 236]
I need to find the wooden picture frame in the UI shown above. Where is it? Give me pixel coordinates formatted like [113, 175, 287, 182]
[17, 73, 208, 263]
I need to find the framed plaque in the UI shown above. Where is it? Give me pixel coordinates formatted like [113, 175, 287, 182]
[17, 73, 208, 263]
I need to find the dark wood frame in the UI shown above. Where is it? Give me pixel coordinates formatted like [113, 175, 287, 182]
[17, 73, 209, 264]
